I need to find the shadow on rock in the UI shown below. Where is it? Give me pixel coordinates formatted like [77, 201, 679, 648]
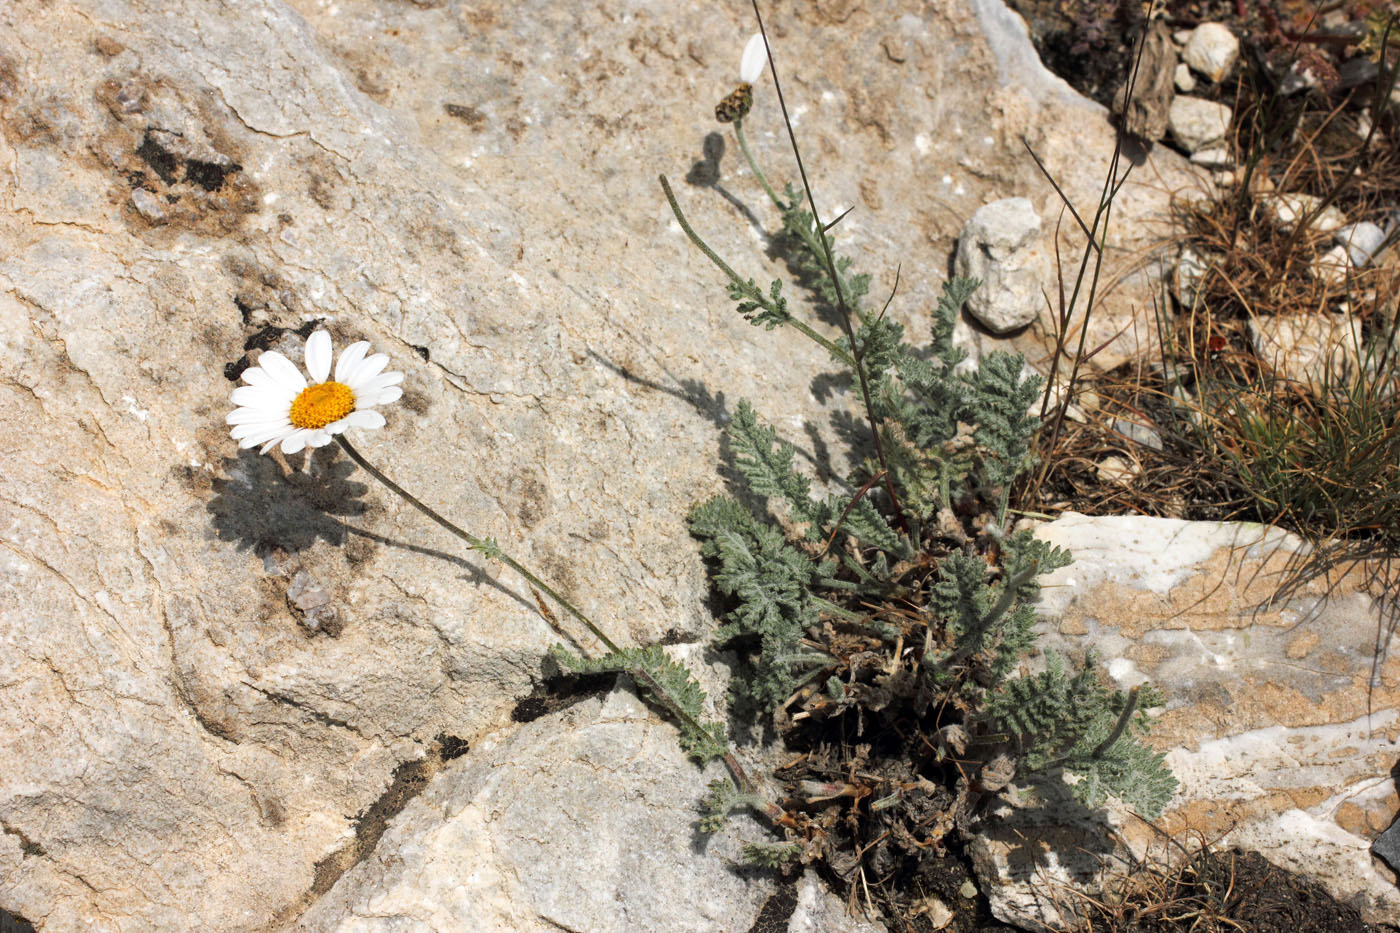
[208, 446, 367, 554]
[683, 131, 765, 234]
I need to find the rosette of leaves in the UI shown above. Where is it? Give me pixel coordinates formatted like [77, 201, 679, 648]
[686, 186, 1176, 882]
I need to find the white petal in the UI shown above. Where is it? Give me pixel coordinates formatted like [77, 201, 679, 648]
[343, 352, 390, 387]
[305, 331, 333, 383]
[370, 385, 404, 405]
[258, 351, 308, 393]
[740, 32, 767, 84]
[229, 418, 292, 437]
[355, 371, 404, 395]
[335, 341, 370, 383]
[234, 425, 295, 446]
[342, 409, 386, 430]
[304, 429, 334, 448]
[229, 386, 294, 410]
[226, 410, 291, 429]
[240, 366, 278, 389]
[280, 431, 311, 455]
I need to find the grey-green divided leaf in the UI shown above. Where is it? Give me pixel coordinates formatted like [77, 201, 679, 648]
[549, 643, 729, 764]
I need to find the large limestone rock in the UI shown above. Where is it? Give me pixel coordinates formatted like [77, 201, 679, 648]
[0, 0, 1191, 929]
[971, 514, 1400, 929]
[292, 686, 886, 933]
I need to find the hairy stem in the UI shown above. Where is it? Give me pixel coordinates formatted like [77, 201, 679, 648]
[336, 436, 620, 654]
[733, 120, 784, 209]
[337, 437, 786, 820]
[659, 174, 853, 366]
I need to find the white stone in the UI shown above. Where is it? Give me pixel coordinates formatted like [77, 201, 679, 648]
[1181, 23, 1239, 82]
[1335, 221, 1386, 267]
[1096, 454, 1138, 485]
[1173, 245, 1210, 308]
[1189, 146, 1231, 168]
[1261, 192, 1347, 233]
[954, 197, 1048, 334]
[1174, 62, 1196, 92]
[1248, 312, 1362, 389]
[1313, 244, 1352, 286]
[1167, 96, 1232, 153]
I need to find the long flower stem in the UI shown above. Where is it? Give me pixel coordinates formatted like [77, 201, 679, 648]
[733, 120, 783, 210]
[659, 174, 853, 367]
[335, 437, 786, 817]
[335, 436, 620, 654]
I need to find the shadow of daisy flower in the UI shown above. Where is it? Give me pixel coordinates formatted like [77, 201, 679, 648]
[208, 446, 368, 554]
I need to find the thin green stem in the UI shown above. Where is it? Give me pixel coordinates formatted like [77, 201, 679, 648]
[335, 436, 620, 654]
[733, 120, 783, 209]
[336, 437, 785, 817]
[659, 174, 853, 366]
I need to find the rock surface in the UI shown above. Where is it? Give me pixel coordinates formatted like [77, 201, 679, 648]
[954, 197, 1048, 334]
[973, 514, 1400, 929]
[1181, 23, 1239, 83]
[1167, 95, 1233, 153]
[1248, 313, 1363, 390]
[0, 0, 1195, 930]
[293, 686, 881, 933]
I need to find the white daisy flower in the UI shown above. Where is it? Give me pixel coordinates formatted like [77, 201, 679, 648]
[739, 32, 767, 85]
[226, 330, 404, 455]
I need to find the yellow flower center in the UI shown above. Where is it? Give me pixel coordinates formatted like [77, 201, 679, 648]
[289, 381, 356, 430]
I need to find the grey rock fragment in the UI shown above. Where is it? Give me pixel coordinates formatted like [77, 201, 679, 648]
[1111, 417, 1162, 451]
[1181, 23, 1239, 82]
[1168, 96, 1232, 153]
[1335, 221, 1386, 267]
[954, 198, 1047, 334]
[1112, 21, 1176, 140]
[1373, 817, 1400, 873]
[130, 187, 165, 222]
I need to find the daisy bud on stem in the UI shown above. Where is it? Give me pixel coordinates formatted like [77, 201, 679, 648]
[713, 32, 783, 210]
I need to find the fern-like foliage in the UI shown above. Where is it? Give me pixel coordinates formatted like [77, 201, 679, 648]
[728, 277, 793, 331]
[742, 841, 803, 868]
[688, 495, 821, 710]
[550, 644, 729, 764]
[981, 652, 1177, 818]
[724, 399, 828, 531]
[967, 352, 1044, 490]
[779, 182, 871, 313]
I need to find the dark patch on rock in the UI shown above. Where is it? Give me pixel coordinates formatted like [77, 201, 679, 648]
[744, 880, 797, 933]
[436, 733, 470, 760]
[512, 672, 614, 722]
[273, 735, 469, 926]
[443, 102, 487, 130]
[0, 908, 37, 933]
[136, 130, 179, 184]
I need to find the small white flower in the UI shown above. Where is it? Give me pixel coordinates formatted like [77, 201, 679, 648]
[226, 330, 404, 455]
[740, 32, 767, 85]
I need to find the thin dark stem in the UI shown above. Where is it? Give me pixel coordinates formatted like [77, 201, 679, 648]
[659, 174, 853, 366]
[335, 435, 620, 654]
[747, 1, 909, 537]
